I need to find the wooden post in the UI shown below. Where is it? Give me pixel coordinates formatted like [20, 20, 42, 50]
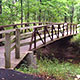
[14, 25, 17, 35]
[25, 24, 27, 32]
[5, 32, 11, 68]
[39, 22, 42, 25]
[15, 28, 20, 59]
[33, 23, 36, 26]
[73, 24, 74, 34]
[67, 24, 68, 35]
[57, 24, 60, 38]
[70, 24, 72, 34]
[26, 51, 37, 69]
[51, 25, 54, 40]
[62, 24, 64, 36]
[34, 28, 37, 49]
[76, 24, 77, 34]
[44, 26, 46, 44]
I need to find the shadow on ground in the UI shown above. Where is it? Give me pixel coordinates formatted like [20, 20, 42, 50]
[0, 69, 43, 80]
[37, 35, 80, 63]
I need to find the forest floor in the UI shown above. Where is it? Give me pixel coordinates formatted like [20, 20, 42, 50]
[0, 69, 43, 80]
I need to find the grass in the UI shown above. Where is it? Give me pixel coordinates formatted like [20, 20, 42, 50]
[16, 58, 80, 80]
[71, 33, 80, 45]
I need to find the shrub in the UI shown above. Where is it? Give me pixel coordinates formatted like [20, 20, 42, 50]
[71, 34, 80, 46]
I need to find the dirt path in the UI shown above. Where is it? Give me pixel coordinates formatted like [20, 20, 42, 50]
[0, 69, 43, 80]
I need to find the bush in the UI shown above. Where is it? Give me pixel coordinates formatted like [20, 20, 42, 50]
[71, 34, 80, 46]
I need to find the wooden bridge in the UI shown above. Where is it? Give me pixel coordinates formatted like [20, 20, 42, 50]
[0, 22, 79, 69]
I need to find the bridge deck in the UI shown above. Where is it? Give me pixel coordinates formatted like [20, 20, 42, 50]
[0, 31, 78, 69]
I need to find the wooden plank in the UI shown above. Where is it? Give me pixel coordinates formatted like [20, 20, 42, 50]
[0, 29, 15, 34]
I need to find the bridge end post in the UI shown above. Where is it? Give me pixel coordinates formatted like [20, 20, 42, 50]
[26, 51, 37, 69]
[5, 32, 11, 68]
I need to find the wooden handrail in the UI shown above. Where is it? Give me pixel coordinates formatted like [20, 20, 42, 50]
[0, 22, 77, 28]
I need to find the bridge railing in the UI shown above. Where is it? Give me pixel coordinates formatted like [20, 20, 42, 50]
[0, 23, 78, 68]
[31, 23, 78, 50]
[0, 22, 52, 45]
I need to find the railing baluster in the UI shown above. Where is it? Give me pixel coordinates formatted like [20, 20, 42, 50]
[70, 24, 72, 34]
[51, 25, 54, 40]
[13, 25, 17, 35]
[5, 32, 11, 68]
[39, 22, 42, 25]
[73, 24, 74, 34]
[34, 28, 37, 49]
[76, 24, 77, 34]
[33, 23, 36, 26]
[57, 24, 60, 38]
[67, 24, 68, 35]
[44, 26, 46, 44]
[25, 24, 27, 32]
[62, 24, 64, 36]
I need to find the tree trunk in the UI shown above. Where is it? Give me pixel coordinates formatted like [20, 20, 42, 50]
[34, 12, 36, 21]
[70, 4, 74, 23]
[27, 0, 29, 22]
[39, 0, 41, 22]
[21, 0, 23, 27]
[64, 13, 67, 23]
[0, 0, 2, 14]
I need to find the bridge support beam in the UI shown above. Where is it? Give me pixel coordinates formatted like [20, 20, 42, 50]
[26, 51, 37, 69]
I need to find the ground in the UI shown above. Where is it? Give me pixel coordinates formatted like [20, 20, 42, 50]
[0, 69, 43, 80]
[0, 69, 57, 80]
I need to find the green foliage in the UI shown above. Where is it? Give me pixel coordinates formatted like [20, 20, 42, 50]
[75, 3, 80, 23]
[0, 0, 80, 25]
[71, 34, 80, 45]
[16, 58, 80, 80]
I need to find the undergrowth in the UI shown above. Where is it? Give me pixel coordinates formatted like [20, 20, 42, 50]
[16, 58, 80, 80]
[71, 33, 80, 46]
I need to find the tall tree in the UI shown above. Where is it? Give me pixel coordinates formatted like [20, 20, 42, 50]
[39, 0, 42, 22]
[27, 0, 29, 22]
[21, 0, 23, 26]
[0, 0, 2, 14]
[70, 2, 74, 23]
[64, 13, 67, 23]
